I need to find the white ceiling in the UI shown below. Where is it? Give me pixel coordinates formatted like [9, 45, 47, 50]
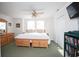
[0, 2, 68, 19]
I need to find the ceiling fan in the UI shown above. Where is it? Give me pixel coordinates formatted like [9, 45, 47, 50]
[32, 9, 44, 17]
[22, 7, 44, 17]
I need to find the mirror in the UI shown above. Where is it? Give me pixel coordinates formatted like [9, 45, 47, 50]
[0, 18, 7, 35]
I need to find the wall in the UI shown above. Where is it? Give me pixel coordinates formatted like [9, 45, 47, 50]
[45, 17, 54, 40]
[53, 3, 79, 48]
[0, 14, 14, 33]
[13, 18, 23, 36]
[0, 16, 25, 36]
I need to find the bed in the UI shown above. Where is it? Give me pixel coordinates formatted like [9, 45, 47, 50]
[15, 32, 51, 48]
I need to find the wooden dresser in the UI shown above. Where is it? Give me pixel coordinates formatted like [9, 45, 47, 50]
[0, 34, 7, 47]
[7, 33, 14, 44]
[0, 33, 14, 47]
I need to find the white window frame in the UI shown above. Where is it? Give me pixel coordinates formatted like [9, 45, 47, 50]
[27, 20, 45, 30]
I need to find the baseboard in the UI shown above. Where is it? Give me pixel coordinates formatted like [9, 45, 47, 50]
[51, 40, 63, 49]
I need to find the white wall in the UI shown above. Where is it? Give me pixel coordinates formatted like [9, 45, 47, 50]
[45, 17, 54, 40]
[53, 3, 79, 48]
[0, 14, 24, 36]
[13, 18, 23, 36]
[0, 14, 14, 33]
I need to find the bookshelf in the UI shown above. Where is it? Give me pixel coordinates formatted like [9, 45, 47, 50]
[64, 31, 79, 57]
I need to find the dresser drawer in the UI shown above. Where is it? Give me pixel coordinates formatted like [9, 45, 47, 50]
[1, 38, 7, 43]
[1, 33, 14, 47]
[7, 33, 14, 44]
[1, 39, 8, 46]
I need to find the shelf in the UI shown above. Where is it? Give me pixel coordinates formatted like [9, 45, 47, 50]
[65, 31, 79, 39]
[65, 49, 69, 53]
[65, 49, 75, 57]
[65, 41, 78, 48]
[64, 31, 79, 57]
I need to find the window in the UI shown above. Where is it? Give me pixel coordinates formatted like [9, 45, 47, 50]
[27, 20, 45, 30]
[27, 21, 35, 30]
[36, 21, 45, 30]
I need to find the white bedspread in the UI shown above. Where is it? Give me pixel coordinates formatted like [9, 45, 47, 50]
[15, 32, 51, 44]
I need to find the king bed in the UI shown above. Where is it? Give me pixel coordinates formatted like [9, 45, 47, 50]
[15, 32, 50, 48]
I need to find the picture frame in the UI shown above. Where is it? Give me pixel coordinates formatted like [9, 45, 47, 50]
[16, 23, 20, 28]
[8, 23, 12, 27]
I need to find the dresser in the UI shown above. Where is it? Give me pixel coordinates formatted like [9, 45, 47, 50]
[0, 34, 7, 47]
[0, 33, 14, 47]
[7, 33, 14, 44]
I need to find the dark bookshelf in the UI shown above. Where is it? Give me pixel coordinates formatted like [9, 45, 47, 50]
[64, 31, 79, 57]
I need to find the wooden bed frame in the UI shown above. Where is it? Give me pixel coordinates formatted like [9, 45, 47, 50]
[15, 38, 48, 48]
[32, 39, 48, 48]
[15, 39, 30, 47]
